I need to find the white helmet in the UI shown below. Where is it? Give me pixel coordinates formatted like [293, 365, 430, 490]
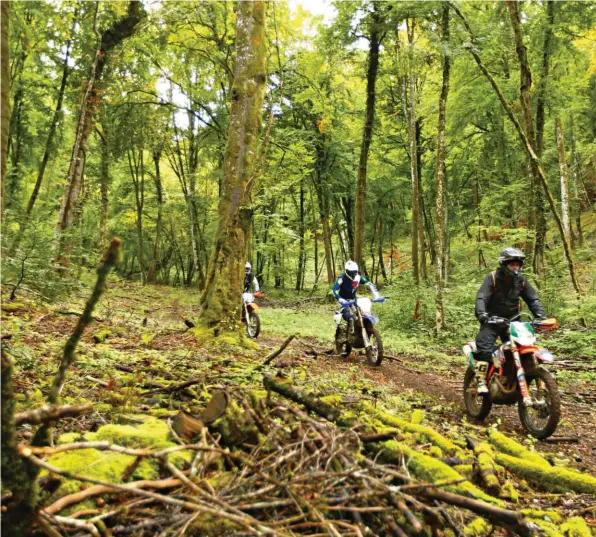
[344, 260, 358, 280]
[245, 262, 251, 272]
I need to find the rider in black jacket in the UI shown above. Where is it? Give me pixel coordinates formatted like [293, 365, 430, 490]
[472, 247, 545, 393]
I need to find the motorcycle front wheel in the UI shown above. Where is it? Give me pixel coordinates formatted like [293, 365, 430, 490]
[365, 326, 383, 367]
[246, 311, 261, 339]
[463, 367, 492, 420]
[518, 367, 561, 439]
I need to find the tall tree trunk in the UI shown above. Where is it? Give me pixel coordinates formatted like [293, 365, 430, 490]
[453, 4, 582, 297]
[54, 1, 143, 262]
[0, 0, 9, 221]
[530, 0, 555, 273]
[147, 149, 164, 284]
[434, 3, 450, 333]
[129, 148, 146, 284]
[555, 118, 571, 241]
[506, 0, 544, 276]
[295, 179, 306, 291]
[354, 8, 381, 269]
[198, 0, 266, 337]
[97, 122, 109, 252]
[406, 18, 420, 286]
[416, 119, 429, 280]
[568, 115, 583, 247]
[10, 12, 76, 253]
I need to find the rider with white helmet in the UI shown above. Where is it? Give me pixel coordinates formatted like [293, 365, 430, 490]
[332, 260, 379, 321]
[244, 262, 260, 293]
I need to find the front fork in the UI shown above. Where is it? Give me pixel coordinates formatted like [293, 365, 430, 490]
[358, 310, 371, 349]
[513, 350, 533, 407]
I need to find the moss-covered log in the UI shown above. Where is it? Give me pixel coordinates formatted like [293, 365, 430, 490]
[494, 452, 596, 494]
[467, 436, 501, 497]
[364, 403, 461, 456]
[263, 374, 339, 422]
[488, 431, 549, 467]
[375, 439, 505, 507]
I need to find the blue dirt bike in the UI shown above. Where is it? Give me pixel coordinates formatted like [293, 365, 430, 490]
[334, 297, 386, 366]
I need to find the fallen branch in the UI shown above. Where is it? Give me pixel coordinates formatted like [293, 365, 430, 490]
[43, 477, 182, 515]
[14, 403, 93, 426]
[260, 334, 296, 367]
[48, 238, 122, 405]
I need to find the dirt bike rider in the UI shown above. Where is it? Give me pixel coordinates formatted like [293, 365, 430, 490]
[332, 261, 379, 326]
[244, 262, 260, 294]
[472, 247, 546, 394]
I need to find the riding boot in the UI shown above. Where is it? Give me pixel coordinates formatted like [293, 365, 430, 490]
[468, 353, 489, 395]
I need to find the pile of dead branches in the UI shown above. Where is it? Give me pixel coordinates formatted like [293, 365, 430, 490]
[12, 381, 541, 537]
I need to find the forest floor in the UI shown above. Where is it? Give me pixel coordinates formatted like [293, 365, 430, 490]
[2, 278, 595, 535]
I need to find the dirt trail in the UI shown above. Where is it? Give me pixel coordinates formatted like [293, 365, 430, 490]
[260, 335, 596, 475]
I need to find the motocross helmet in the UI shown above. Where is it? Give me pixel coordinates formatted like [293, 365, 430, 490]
[344, 260, 359, 280]
[245, 262, 251, 274]
[498, 247, 525, 277]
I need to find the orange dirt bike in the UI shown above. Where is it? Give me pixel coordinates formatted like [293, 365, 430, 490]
[334, 297, 386, 366]
[242, 292, 263, 339]
[463, 313, 560, 439]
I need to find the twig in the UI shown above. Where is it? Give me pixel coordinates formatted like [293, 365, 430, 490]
[48, 238, 122, 406]
[14, 403, 93, 426]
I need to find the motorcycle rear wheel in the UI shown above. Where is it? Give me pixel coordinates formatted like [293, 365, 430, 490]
[518, 367, 560, 439]
[246, 311, 260, 339]
[463, 367, 492, 420]
[335, 325, 351, 357]
[365, 326, 383, 367]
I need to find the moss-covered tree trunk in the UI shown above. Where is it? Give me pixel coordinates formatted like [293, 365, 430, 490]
[198, 0, 266, 338]
[0, 0, 9, 221]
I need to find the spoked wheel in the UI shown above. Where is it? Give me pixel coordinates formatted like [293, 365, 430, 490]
[518, 367, 561, 439]
[246, 311, 261, 339]
[335, 325, 351, 357]
[463, 367, 492, 420]
[365, 326, 383, 367]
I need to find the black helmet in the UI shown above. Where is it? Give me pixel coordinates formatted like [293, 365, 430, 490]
[498, 247, 525, 277]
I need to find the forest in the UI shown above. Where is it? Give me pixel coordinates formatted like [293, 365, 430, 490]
[1, 1, 595, 536]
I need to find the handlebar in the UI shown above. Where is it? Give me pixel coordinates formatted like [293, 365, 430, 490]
[339, 296, 386, 307]
[488, 313, 552, 327]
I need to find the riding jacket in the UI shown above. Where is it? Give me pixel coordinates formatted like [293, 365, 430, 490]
[475, 267, 545, 321]
[244, 271, 260, 293]
[332, 273, 376, 301]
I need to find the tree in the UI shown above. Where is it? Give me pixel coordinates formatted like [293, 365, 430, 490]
[54, 1, 144, 264]
[198, 0, 266, 338]
[9, 8, 78, 254]
[1, 0, 9, 221]
[434, 4, 450, 333]
[555, 118, 571, 241]
[453, 3, 582, 298]
[354, 3, 388, 269]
